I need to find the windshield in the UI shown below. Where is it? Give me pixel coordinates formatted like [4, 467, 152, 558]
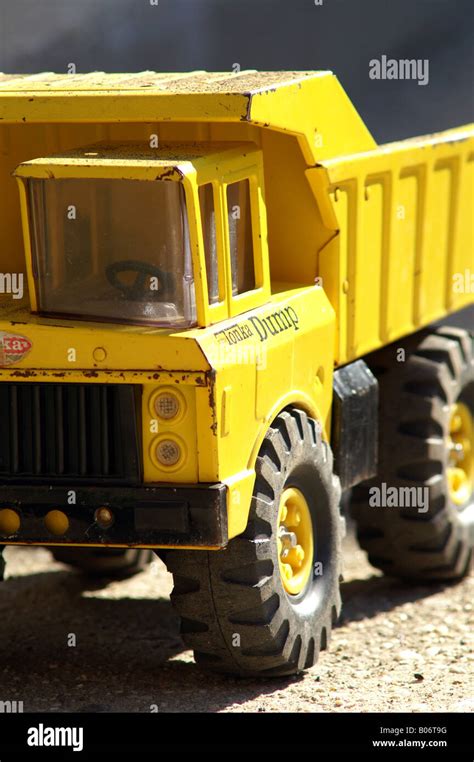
[27, 177, 196, 327]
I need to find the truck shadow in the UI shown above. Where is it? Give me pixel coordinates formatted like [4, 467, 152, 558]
[0, 550, 453, 713]
[340, 574, 450, 624]
[0, 561, 291, 712]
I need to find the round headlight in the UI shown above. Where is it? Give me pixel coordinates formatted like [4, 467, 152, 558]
[154, 392, 180, 420]
[156, 438, 182, 467]
[0, 508, 20, 536]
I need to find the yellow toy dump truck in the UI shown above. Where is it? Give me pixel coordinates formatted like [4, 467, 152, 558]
[0, 71, 472, 676]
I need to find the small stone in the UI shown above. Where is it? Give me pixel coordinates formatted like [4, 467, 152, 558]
[414, 673, 424, 681]
[398, 649, 422, 661]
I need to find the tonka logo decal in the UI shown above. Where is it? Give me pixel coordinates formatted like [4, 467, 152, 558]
[0, 331, 32, 366]
[214, 306, 300, 347]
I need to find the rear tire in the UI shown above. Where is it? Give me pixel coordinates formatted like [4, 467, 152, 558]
[165, 408, 344, 677]
[51, 547, 153, 579]
[351, 326, 474, 581]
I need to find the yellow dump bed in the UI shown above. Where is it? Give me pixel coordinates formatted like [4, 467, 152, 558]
[312, 125, 474, 364]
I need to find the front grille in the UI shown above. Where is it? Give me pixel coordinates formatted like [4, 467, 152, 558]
[0, 382, 142, 483]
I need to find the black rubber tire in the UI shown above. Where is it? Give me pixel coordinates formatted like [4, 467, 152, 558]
[51, 547, 153, 579]
[351, 326, 474, 581]
[165, 408, 345, 677]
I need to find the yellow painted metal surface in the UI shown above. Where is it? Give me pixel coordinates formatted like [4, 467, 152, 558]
[196, 285, 336, 537]
[314, 126, 474, 364]
[0, 71, 472, 549]
[0, 71, 375, 169]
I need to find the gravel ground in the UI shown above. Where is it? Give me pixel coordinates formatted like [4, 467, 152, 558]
[0, 528, 472, 714]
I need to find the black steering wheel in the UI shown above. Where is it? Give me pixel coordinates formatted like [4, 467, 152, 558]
[106, 260, 174, 301]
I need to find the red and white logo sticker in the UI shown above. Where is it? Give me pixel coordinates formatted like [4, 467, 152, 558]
[0, 331, 32, 367]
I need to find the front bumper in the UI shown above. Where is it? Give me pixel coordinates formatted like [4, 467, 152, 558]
[0, 483, 228, 548]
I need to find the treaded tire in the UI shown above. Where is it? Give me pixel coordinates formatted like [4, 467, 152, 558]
[165, 408, 344, 677]
[351, 326, 474, 581]
[51, 547, 153, 579]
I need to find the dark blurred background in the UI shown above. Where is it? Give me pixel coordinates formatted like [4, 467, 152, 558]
[0, 0, 472, 143]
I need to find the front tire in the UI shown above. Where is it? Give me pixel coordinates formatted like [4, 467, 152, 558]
[165, 409, 344, 677]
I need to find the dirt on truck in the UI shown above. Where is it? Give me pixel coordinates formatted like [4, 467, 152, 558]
[0, 70, 472, 677]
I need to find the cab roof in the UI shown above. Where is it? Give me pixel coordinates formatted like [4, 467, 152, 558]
[13, 141, 260, 182]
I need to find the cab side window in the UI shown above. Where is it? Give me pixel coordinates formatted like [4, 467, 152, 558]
[198, 183, 220, 305]
[226, 179, 256, 295]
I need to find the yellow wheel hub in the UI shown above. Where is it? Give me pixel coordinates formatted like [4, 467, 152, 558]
[447, 402, 473, 506]
[277, 487, 314, 596]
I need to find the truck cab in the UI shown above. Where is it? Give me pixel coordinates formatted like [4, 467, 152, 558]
[6, 135, 336, 548]
[15, 141, 270, 330]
